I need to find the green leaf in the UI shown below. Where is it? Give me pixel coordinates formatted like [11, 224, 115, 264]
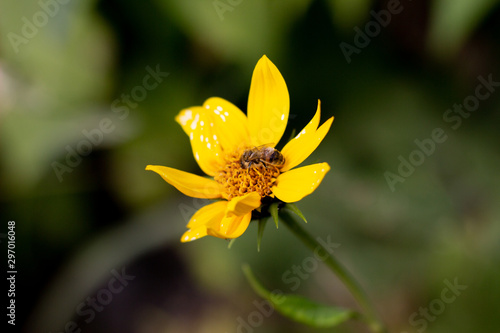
[284, 203, 308, 223]
[242, 264, 361, 328]
[257, 218, 267, 252]
[269, 202, 280, 229]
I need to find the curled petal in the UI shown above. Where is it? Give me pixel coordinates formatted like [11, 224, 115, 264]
[187, 201, 227, 229]
[181, 201, 227, 242]
[226, 192, 261, 217]
[281, 100, 334, 172]
[181, 196, 257, 241]
[209, 211, 253, 239]
[146, 165, 224, 199]
[247, 55, 290, 147]
[272, 163, 330, 203]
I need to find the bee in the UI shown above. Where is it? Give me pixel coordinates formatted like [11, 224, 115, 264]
[240, 145, 285, 169]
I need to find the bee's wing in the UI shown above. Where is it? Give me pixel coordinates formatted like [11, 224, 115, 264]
[246, 149, 261, 160]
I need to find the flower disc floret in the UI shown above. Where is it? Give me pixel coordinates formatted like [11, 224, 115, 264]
[214, 150, 281, 200]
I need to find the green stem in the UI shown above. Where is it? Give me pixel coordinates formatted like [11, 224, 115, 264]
[280, 209, 387, 333]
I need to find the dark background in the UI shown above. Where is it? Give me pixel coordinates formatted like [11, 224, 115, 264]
[1, 0, 500, 332]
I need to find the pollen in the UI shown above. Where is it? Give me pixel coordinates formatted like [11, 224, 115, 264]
[214, 150, 281, 200]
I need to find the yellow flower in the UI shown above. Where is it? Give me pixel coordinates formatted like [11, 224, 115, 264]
[146, 55, 333, 242]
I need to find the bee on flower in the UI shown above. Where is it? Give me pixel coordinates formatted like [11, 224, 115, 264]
[240, 145, 285, 169]
[146, 55, 333, 242]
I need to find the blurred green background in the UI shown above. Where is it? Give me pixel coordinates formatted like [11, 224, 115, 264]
[1, 0, 500, 332]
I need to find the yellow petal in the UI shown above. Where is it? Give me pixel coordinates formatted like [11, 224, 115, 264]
[202, 97, 251, 152]
[183, 193, 259, 241]
[146, 165, 223, 199]
[181, 201, 228, 242]
[226, 192, 261, 217]
[272, 163, 330, 203]
[281, 101, 334, 172]
[181, 226, 208, 243]
[247, 55, 290, 147]
[176, 106, 224, 176]
[209, 211, 253, 239]
[186, 201, 227, 229]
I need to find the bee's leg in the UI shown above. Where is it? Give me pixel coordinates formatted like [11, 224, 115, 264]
[254, 164, 265, 176]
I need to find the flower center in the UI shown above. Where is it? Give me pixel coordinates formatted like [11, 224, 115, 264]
[214, 150, 281, 200]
